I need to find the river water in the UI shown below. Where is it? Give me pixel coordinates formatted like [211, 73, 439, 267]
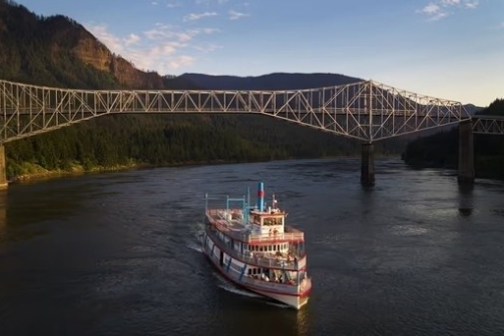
[0, 158, 503, 335]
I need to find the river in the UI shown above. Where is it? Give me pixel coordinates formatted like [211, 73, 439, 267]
[0, 158, 503, 335]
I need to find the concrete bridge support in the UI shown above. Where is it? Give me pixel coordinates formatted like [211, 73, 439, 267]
[0, 145, 6, 189]
[361, 143, 375, 187]
[0, 145, 7, 190]
[458, 120, 474, 184]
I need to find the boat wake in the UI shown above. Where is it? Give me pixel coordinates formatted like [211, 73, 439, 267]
[212, 272, 290, 308]
[219, 283, 263, 299]
[187, 221, 205, 253]
[212, 272, 262, 299]
[187, 240, 203, 253]
[263, 301, 291, 309]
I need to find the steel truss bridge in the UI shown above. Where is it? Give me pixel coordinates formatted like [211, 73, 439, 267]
[1, 79, 502, 144]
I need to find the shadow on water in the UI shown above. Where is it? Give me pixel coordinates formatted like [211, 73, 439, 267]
[458, 183, 474, 217]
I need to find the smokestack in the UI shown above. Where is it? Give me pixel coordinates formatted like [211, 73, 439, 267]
[258, 182, 265, 212]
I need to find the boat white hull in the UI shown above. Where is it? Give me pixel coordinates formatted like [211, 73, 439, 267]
[203, 231, 311, 309]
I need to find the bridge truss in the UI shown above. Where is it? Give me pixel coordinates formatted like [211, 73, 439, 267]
[472, 115, 504, 135]
[0, 79, 473, 144]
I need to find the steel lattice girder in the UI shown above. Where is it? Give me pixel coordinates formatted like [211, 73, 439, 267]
[0, 79, 475, 144]
[472, 116, 504, 135]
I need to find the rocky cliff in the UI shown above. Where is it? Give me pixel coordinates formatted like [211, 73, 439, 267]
[0, 0, 166, 89]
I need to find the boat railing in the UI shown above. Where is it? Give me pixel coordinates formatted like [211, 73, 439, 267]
[206, 226, 305, 270]
[247, 230, 304, 243]
[207, 210, 304, 242]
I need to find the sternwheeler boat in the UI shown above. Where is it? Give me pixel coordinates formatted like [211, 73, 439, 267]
[202, 182, 312, 309]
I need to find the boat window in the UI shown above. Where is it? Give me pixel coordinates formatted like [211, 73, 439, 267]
[263, 217, 283, 226]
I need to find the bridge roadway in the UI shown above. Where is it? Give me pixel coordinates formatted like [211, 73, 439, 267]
[0, 79, 503, 188]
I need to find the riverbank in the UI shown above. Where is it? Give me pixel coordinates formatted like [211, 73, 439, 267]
[7, 158, 254, 185]
[8, 161, 143, 184]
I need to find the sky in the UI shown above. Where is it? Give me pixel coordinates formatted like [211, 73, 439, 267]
[13, 0, 504, 106]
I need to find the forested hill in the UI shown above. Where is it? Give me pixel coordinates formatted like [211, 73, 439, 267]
[0, 0, 403, 181]
[403, 99, 504, 179]
[177, 73, 362, 90]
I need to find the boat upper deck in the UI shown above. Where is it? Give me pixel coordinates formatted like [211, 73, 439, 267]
[206, 209, 305, 243]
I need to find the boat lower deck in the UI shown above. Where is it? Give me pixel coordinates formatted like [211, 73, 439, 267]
[203, 230, 311, 309]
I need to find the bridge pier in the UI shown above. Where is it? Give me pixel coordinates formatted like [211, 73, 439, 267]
[458, 120, 474, 184]
[361, 143, 375, 187]
[0, 145, 6, 189]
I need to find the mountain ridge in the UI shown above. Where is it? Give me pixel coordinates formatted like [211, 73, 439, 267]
[176, 72, 363, 90]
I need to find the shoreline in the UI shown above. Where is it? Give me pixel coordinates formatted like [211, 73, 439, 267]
[6, 159, 254, 186]
[7, 154, 406, 186]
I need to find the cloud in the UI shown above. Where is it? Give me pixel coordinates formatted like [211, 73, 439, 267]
[166, 2, 182, 8]
[196, 0, 229, 5]
[418, 0, 479, 21]
[183, 11, 218, 22]
[87, 23, 219, 74]
[464, 1, 479, 9]
[229, 10, 249, 20]
[145, 23, 196, 43]
[88, 25, 126, 54]
[169, 55, 195, 69]
[441, 0, 460, 6]
[418, 3, 448, 21]
[422, 3, 441, 15]
[193, 43, 222, 53]
[124, 34, 141, 46]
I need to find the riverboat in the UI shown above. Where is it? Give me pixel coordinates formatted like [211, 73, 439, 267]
[202, 182, 312, 309]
